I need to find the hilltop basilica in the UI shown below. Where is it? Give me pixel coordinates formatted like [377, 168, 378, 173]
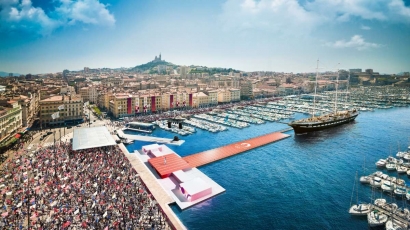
[152, 53, 163, 63]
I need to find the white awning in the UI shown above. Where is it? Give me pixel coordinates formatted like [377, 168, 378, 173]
[72, 126, 116, 151]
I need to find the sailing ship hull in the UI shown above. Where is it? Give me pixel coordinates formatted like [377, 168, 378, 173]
[289, 113, 358, 134]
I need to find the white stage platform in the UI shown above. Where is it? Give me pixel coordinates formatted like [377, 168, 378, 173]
[116, 129, 185, 146]
[132, 145, 225, 210]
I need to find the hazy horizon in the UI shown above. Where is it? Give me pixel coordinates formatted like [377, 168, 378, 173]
[1, 0, 409, 75]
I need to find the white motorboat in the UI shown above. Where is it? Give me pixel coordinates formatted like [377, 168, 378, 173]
[122, 139, 134, 145]
[386, 218, 407, 230]
[381, 174, 390, 180]
[397, 151, 406, 158]
[403, 153, 410, 161]
[349, 203, 372, 216]
[396, 165, 408, 174]
[372, 171, 383, 177]
[367, 210, 388, 227]
[406, 190, 410, 201]
[360, 176, 371, 184]
[394, 186, 407, 197]
[374, 198, 386, 207]
[396, 178, 405, 186]
[395, 208, 410, 220]
[381, 180, 395, 193]
[386, 162, 396, 171]
[370, 177, 382, 188]
[376, 159, 387, 167]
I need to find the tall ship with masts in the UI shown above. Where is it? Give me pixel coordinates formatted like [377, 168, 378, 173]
[288, 60, 359, 134]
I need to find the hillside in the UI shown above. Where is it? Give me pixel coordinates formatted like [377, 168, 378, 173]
[131, 60, 176, 72]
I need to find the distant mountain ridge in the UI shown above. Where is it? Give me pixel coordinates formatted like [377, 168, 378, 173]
[0, 71, 21, 77]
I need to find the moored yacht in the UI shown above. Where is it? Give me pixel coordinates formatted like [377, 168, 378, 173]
[374, 198, 386, 207]
[386, 161, 396, 171]
[381, 180, 395, 193]
[367, 210, 388, 227]
[370, 177, 382, 188]
[394, 186, 407, 197]
[376, 159, 387, 167]
[360, 176, 371, 184]
[396, 165, 408, 174]
[349, 203, 372, 216]
[385, 218, 407, 230]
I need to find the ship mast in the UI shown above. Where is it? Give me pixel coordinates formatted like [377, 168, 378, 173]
[313, 60, 319, 117]
[334, 64, 340, 113]
[345, 72, 350, 111]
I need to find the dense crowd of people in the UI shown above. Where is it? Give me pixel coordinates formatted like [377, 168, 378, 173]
[0, 143, 171, 229]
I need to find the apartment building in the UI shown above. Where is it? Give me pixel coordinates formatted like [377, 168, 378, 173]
[109, 94, 138, 118]
[40, 95, 84, 127]
[192, 92, 209, 107]
[0, 100, 22, 143]
[217, 89, 232, 103]
[229, 88, 241, 102]
[240, 80, 254, 99]
[10, 92, 40, 127]
[206, 90, 218, 105]
[79, 86, 98, 103]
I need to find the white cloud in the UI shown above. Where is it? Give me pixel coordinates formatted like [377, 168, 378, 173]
[220, 0, 321, 34]
[221, 0, 410, 33]
[361, 25, 371, 30]
[56, 0, 115, 27]
[0, 0, 115, 35]
[325, 35, 381, 51]
[0, 0, 59, 35]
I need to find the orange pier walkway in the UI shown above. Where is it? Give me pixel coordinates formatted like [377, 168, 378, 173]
[182, 132, 290, 168]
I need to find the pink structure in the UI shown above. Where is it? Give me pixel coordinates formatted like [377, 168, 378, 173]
[179, 177, 212, 201]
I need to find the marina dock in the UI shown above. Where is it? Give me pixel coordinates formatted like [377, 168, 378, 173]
[116, 129, 185, 146]
[182, 131, 290, 168]
[372, 204, 409, 228]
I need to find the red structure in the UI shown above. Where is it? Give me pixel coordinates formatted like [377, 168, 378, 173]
[170, 95, 174, 108]
[148, 153, 191, 178]
[183, 132, 290, 168]
[189, 94, 193, 107]
[151, 96, 156, 112]
[127, 98, 132, 114]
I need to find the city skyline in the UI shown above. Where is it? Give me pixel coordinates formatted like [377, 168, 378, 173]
[1, 0, 410, 75]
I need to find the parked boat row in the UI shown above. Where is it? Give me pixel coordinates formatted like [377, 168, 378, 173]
[350, 176, 409, 228]
[361, 171, 409, 197]
[184, 118, 227, 133]
[213, 112, 265, 124]
[152, 120, 195, 136]
[243, 106, 294, 120]
[193, 114, 249, 128]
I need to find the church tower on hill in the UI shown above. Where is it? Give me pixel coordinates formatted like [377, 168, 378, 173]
[153, 53, 162, 63]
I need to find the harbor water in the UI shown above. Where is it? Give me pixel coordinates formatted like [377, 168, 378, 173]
[125, 107, 410, 229]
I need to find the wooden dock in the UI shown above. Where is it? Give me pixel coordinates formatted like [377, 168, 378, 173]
[182, 132, 290, 168]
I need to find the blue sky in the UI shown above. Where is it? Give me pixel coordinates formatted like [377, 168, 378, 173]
[0, 0, 409, 74]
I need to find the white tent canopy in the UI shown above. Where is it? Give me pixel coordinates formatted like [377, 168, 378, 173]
[72, 126, 116, 151]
